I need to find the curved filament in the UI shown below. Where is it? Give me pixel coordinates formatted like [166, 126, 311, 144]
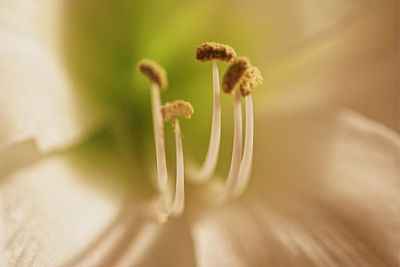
[150, 83, 168, 192]
[171, 120, 185, 216]
[234, 95, 254, 197]
[219, 91, 243, 201]
[190, 62, 221, 182]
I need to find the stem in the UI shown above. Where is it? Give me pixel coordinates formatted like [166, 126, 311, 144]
[150, 83, 168, 192]
[220, 91, 242, 201]
[171, 120, 185, 216]
[190, 61, 221, 182]
[234, 95, 254, 197]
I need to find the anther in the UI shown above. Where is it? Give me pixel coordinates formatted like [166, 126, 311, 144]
[139, 59, 168, 90]
[196, 42, 237, 62]
[139, 59, 169, 193]
[161, 100, 194, 216]
[190, 42, 237, 182]
[222, 57, 251, 94]
[161, 100, 194, 122]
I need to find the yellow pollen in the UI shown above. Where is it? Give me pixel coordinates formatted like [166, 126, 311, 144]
[239, 66, 263, 96]
[196, 42, 237, 62]
[138, 59, 168, 90]
[161, 100, 194, 122]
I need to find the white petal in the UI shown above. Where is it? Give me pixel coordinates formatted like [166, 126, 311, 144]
[0, 0, 95, 152]
[258, 1, 398, 130]
[0, 139, 39, 179]
[115, 218, 196, 267]
[233, 0, 364, 60]
[192, 110, 399, 266]
[249, 109, 399, 197]
[191, 205, 266, 267]
[66, 210, 197, 267]
[0, 156, 122, 267]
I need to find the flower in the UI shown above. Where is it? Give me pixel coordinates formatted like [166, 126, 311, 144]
[0, 0, 398, 267]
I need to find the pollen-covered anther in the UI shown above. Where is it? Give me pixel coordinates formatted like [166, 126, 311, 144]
[196, 42, 237, 62]
[239, 66, 263, 96]
[161, 100, 194, 122]
[139, 59, 168, 90]
[222, 57, 251, 94]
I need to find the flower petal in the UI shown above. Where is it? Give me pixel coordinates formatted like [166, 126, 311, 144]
[191, 204, 274, 267]
[232, 0, 365, 60]
[0, 156, 122, 267]
[192, 110, 399, 266]
[0, 0, 95, 152]
[259, 1, 398, 129]
[0, 139, 40, 180]
[250, 109, 399, 203]
[113, 218, 197, 267]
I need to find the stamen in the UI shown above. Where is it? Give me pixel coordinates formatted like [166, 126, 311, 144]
[219, 57, 263, 200]
[139, 59, 168, 192]
[219, 90, 243, 201]
[190, 61, 222, 182]
[234, 95, 254, 196]
[161, 100, 194, 216]
[139, 59, 168, 90]
[196, 42, 236, 62]
[171, 120, 185, 216]
[234, 65, 262, 196]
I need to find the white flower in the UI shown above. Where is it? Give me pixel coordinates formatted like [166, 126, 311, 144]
[0, 0, 398, 267]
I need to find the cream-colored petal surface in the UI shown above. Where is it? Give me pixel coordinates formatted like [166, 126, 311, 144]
[112, 218, 196, 267]
[191, 110, 399, 267]
[232, 0, 368, 60]
[66, 212, 196, 267]
[0, 0, 95, 152]
[258, 0, 398, 130]
[0, 139, 40, 180]
[0, 156, 123, 267]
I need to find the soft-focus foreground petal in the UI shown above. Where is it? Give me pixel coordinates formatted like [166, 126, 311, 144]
[111, 218, 196, 267]
[259, 0, 398, 130]
[0, 137, 196, 267]
[191, 110, 399, 267]
[231, 0, 367, 60]
[0, 156, 124, 267]
[0, 140, 40, 180]
[63, 212, 196, 267]
[0, 0, 95, 152]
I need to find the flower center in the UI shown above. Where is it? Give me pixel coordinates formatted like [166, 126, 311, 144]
[139, 42, 263, 223]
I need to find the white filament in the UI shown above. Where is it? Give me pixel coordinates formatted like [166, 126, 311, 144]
[150, 83, 168, 192]
[220, 91, 243, 201]
[234, 95, 254, 197]
[171, 120, 185, 216]
[190, 61, 221, 182]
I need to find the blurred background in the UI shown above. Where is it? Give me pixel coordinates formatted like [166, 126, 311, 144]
[61, 0, 398, 189]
